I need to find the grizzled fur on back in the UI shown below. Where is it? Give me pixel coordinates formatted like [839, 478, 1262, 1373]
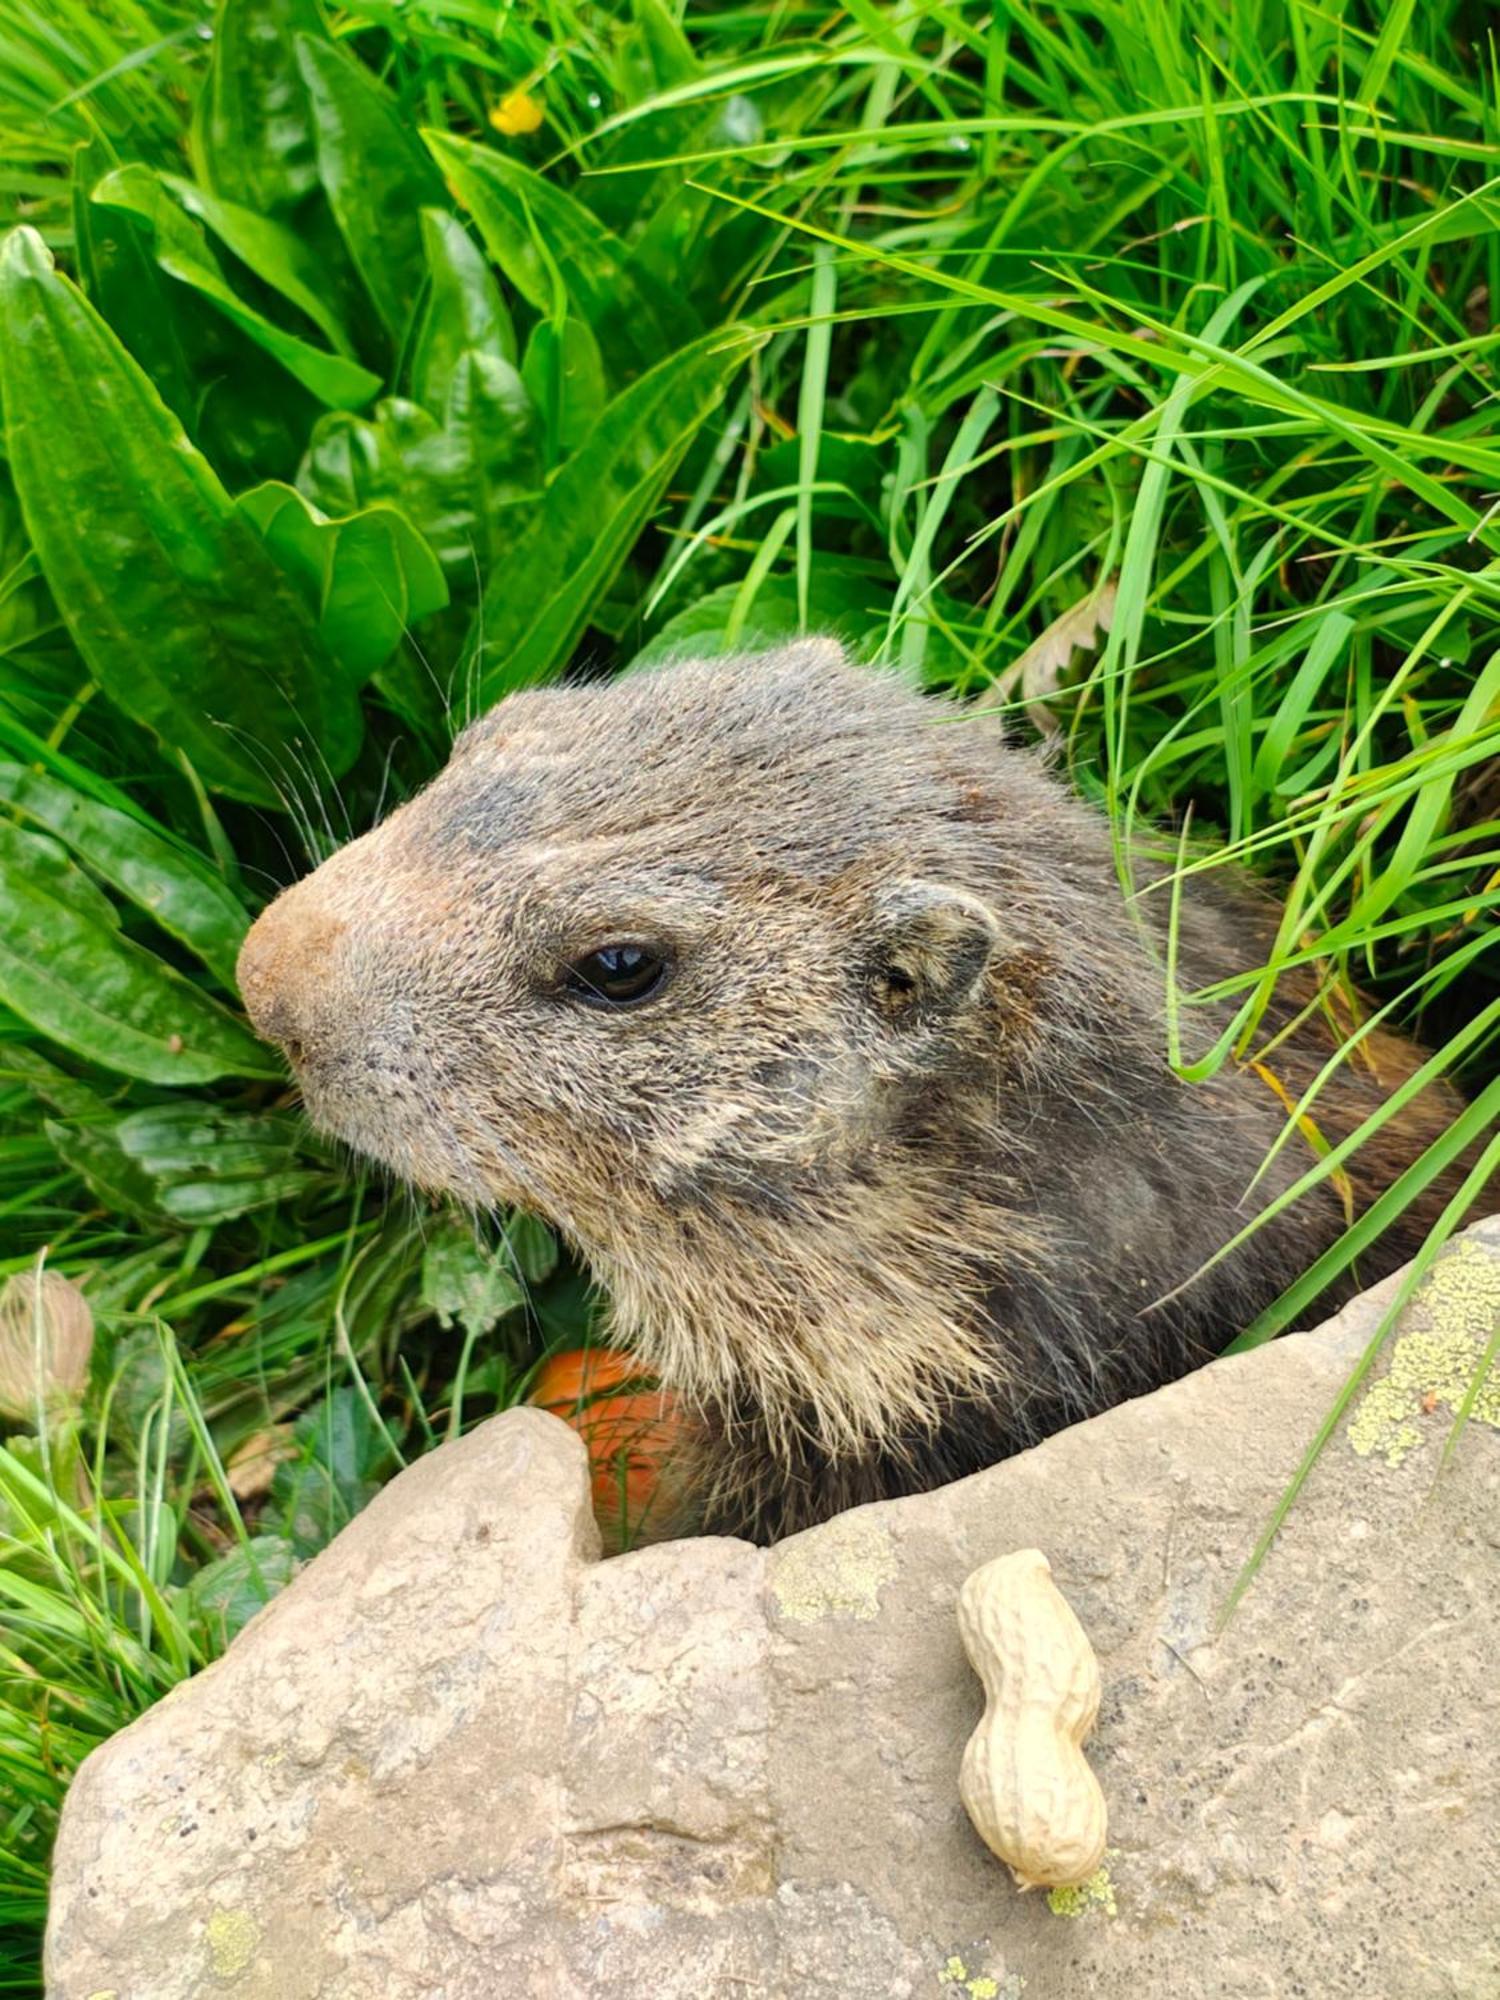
[237, 640, 1467, 1541]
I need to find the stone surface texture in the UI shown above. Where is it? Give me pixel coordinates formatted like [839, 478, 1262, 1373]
[47, 1219, 1500, 1999]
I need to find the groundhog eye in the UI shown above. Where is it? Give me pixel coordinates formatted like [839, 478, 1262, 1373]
[563, 944, 670, 1009]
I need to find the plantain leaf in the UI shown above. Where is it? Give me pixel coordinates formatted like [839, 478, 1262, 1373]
[504, 1211, 559, 1284]
[0, 226, 362, 806]
[464, 326, 762, 701]
[181, 1536, 299, 1646]
[442, 353, 544, 559]
[165, 173, 361, 359]
[237, 481, 449, 679]
[409, 207, 517, 410]
[0, 762, 249, 987]
[628, 562, 897, 674]
[43, 1119, 165, 1223]
[298, 371, 542, 586]
[295, 34, 446, 343]
[73, 147, 198, 434]
[522, 314, 606, 463]
[0, 821, 276, 1085]
[272, 1387, 400, 1556]
[73, 162, 323, 487]
[1, 1046, 109, 1124]
[421, 1217, 526, 1340]
[48, 1098, 321, 1224]
[92, 166, 379, 410]
[423, 130, 694, 383]
[196, 0, 326, 215]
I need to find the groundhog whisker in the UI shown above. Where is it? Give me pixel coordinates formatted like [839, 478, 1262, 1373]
[211, 723, 323, 863]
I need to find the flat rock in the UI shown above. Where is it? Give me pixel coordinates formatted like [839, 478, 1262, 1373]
[46, 1220, 1500, 1999]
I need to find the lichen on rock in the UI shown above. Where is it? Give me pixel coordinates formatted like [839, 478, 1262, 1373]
[205, 1909, 259, 1979]
[1347, 1238, 1500, 1466]
[1046, 1862, 1117, 1920]
[767, 1512, 899, 1623]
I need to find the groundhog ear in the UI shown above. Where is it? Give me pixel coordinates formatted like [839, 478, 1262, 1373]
[868, 882, 1000, 1022]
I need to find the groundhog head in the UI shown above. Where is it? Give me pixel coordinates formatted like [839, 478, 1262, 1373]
[236, 641, 1131, 1460]
[236, 641, 1031, 1218]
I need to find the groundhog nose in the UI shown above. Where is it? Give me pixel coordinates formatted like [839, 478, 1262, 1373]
[237, 890, 349, 1066]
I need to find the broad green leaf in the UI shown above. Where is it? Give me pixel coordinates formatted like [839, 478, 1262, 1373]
[504, 1211, 559, 1285]
[45, 1101, 319, 1226]
[107, 1327, 192, 1456]
[1, 1046, 108, 1123]
[0, 706, 193, 852]
[181, 1535, 298, 1646]
[464, 327, 763, 700]
[421, 1218, 526, 1340]
[424, 130, 694, 383]
[298, 372, 542, 585]
[0, 761, 248, 986]
[442, 352, 544, 560]
[296, 34, 446, 342]
[0, 227, 361, 806]
[74, 171, 323, 487]
[72, 147, 197, 434]
[164, 174, 360, 359]
[410, 207, 517, 412]
[0, 821, 276, 1085]
[197, 0, 325, 215]
[92, 166, 379, 410]
[237, 482, 448, 679]
[54, 1101, 324, 1224]
[43, 1118, 164, 1223]
[272, 1387, 400, 1556]
[113, 1102, 305, 1178]
[522, 314, 606, 462]
[160, 1173, 325, 1223]
[4, 815, 119, 931]
[628, 563, 896, 674]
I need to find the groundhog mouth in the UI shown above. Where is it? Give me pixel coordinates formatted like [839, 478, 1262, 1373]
[286, 1059, 481, 1203]
[305, 1057, 585, 1228]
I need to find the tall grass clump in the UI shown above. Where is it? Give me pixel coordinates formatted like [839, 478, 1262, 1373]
[0, 0, 1496, 1986]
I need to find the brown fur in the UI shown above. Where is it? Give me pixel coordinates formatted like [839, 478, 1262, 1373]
[236, 641, 1475, 1541]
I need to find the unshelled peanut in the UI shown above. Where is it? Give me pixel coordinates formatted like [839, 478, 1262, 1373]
[956, 1547, 1107, 1890]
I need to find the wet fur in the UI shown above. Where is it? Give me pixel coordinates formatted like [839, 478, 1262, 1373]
[237, 641, 1470, 1542]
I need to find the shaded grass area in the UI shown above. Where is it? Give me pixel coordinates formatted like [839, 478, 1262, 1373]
[1, 0, 1498, 1985]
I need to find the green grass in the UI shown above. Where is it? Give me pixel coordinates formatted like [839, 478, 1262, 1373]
[1, 0, 1498, 1986]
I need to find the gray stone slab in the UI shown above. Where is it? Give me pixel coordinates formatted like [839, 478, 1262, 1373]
[46, 1219, 1500, 1999]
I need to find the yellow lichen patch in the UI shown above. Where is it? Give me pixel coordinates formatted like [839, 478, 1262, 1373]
[1347, 1239, 1500, 1467]
[937, 1955, 1025, 1997]
[1047, 1861, 1117, 1919]
[205, 1908, 259, 1979]
[490, 89, 543, 136]
[768, 1513, 899, 1622]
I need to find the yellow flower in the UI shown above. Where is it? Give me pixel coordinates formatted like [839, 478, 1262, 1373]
[490, 90, 543, 137]
[0, 1267, 93, 1425]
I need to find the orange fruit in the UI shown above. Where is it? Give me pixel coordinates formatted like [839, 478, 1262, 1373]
[529, 1347, 682, 1546]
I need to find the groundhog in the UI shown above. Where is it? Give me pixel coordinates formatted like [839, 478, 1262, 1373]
[236, 640, 1470, 1542]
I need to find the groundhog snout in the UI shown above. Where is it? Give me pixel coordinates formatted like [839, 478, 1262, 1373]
[237, 888, 351, 1068]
